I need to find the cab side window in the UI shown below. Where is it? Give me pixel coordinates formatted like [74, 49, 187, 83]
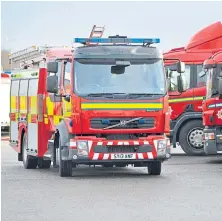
[196, 64, 207, 87]
[167, 64, 191, 92]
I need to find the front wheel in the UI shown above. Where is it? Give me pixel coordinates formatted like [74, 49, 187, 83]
[148, 161, 162, 175]
[22, 133, 38, 169]
[58, 137, 72, 177]
[38, 158, 51, 169]
[178, 120, 205, 156]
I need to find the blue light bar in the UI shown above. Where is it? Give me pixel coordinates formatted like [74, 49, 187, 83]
[74, 38, 160, 44]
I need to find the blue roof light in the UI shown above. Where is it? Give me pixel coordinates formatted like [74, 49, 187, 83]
[74, 38, 160, 44]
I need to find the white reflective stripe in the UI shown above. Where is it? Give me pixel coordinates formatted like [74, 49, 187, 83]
[123, 142, 129, 145]
[117, 141, 123, 145]
[134, 141, 139, 145]
[107, 141, 113, 145]
[144, 141, 149, 145]
[147, 152, 153, 159]
[217, 151, 222, 153]
[88, 140, 93, 151]
[92, 153, 99, 160]
[103, 154, 109, 160]
[137, 153, 143, 159]
[70, 141, 76, 147]
[97, 142, 103, 145]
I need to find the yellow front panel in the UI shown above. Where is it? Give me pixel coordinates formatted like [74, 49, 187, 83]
[54, 115, 63, 125]
[62, 98, 72, 117]
[46, 97, 54, 115]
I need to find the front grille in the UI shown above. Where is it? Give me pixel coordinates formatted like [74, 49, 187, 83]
[107, 145, 136, 153]
[94, 145, 152, 153]
[90, 117, 155, 129]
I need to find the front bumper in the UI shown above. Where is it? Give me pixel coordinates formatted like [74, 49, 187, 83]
[203, 127, 222, 155]
[61, 136, 171, 164]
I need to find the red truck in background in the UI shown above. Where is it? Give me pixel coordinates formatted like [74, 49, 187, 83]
[164, 21, 222, 156]
[202, 51, 222, 155]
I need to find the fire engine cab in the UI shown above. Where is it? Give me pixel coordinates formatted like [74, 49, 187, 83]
[8, 36, 185, 177]
[202, 51, 222, 155]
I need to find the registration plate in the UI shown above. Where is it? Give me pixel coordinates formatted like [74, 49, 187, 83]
[111, 153, 136, 160]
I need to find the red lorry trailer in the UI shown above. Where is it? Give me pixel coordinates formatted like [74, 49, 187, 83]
[9, 36, 185, 177]
[202, 51, 222, 155]
[164, 21, 222, 156]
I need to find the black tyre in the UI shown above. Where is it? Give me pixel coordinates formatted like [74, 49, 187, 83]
[38, 158, 51, 169]
[58, 137, 72, 177]
[102, 164, 114, 168]
[22, 134, 38, 169]
[178, 120, 205, 156]
[148, 161, 161, 175]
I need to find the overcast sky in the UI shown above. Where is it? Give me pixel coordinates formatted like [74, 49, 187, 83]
[1, 1, 222, 53]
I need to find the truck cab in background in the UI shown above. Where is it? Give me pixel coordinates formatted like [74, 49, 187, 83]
[202, 51, 222, 155]
[164, 21, 222, 156]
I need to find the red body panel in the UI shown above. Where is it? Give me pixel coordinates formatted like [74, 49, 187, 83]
[203, 51, 222, 127]
[164, 22, 222, 122]
[202, 97, 222, 126]
[74, 97, 166, 135]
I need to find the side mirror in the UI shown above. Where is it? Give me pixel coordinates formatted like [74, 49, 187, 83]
[168, 61, 185, 73]
[111, 65, 125, 75]
[218, 78, 222, 96]
[167, 78, 170, 90]
[47, 62, 58, 73]
[47, 75, 58, 93]
[177, 75, 184, 93]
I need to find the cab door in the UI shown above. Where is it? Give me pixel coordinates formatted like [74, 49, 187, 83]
[168, 64, 195, 121]
[192, 64, 207, 112]
[61, 61, 72, 118]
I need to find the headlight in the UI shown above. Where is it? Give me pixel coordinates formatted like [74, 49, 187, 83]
[77, 141, 88, 155]
[154, 139, 167, 156]
[77, 141, 88, 150]
[157, 140, 167, 150]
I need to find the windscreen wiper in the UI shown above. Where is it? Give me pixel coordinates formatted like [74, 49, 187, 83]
[87, 93, 127, 98]
[127, 93, 163, 98]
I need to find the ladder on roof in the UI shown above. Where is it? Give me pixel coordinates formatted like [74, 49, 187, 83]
[87, 25, 105, 45]
[8, 45, 68, 69]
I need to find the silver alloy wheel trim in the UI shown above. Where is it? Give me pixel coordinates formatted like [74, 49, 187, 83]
[187, 127, 204, 149]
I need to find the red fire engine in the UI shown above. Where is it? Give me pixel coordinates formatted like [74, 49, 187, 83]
[164, 21, 222, 156]
[8, 34, 185, 177]
[202, 51, 222, 155]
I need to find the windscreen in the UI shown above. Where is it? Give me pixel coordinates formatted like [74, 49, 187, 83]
[206, 67, 222, 99]
[206, 68, 213, 99]
[73, 58, 166, 96]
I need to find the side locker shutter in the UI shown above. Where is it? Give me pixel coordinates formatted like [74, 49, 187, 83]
[10, 80, 20, 144]
[19, 79, 29, 123]
[27, 79, 39, 156]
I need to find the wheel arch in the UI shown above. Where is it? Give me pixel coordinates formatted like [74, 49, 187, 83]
[55, 120, 70, 147]
[172, 113, 203, 146]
